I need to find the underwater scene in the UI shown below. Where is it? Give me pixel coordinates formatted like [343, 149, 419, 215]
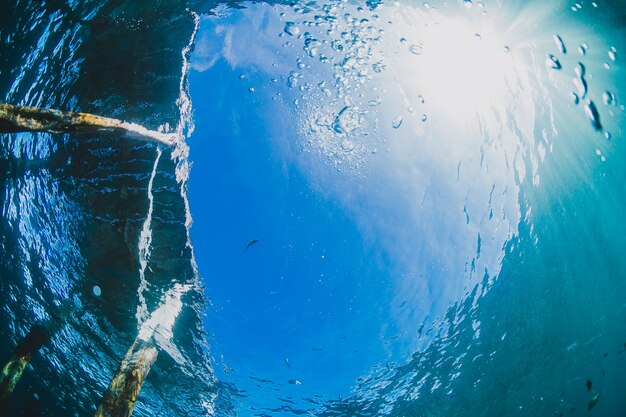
[0, 0, 625, 416]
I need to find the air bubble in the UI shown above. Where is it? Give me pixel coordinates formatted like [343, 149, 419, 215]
[546, 54, 562, 70]
[553, 34, 567, 54]
[573, 75, 587, 99]
[602, 91, 616, 106]
[585, 100, 602, 131]
[409, 44, 423, 55]
[341, 139, 355, 152]
[284, 22, 300, 36]
[333, 106, 360, 134]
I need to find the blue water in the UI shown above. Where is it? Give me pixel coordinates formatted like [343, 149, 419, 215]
[2, 0, 626, 416]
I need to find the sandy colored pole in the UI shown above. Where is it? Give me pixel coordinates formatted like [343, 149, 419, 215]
[0, 104, 177, 146]
[95, 284, 188, 417]
[94, 340, 158, 417]
[0, 301, 75, 414]
[0, 325, 52, 412]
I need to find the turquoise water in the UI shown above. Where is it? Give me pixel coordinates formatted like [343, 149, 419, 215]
[1, 0, 626, 416]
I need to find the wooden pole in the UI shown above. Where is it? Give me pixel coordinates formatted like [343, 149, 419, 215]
[0, 104, 177, 146]
[0, 303, 75, 414]
[95, 284, 188, 417]
[94, 340, 158, 417]
[0, 325, 52, 412]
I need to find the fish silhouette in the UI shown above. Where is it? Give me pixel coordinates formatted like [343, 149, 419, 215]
[245, 239, 259, 253]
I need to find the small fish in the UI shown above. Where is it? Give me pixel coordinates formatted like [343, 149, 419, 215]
[588, 393, 600, 410]
[244, 239, 259, 253]
[284, 357, 291, 369]
[586, 379, 592, 391]
[288, 379, 302, 385]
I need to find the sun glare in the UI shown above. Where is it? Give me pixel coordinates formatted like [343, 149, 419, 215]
[415, 12, 518, 115]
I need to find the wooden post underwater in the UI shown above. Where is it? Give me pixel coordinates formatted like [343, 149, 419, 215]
[94, 340, 158, 417]
[95, 283, 189, 417]
[0, 104, 178, 146]
[0, 325, 53, 412]
[0, 302, 74, 414]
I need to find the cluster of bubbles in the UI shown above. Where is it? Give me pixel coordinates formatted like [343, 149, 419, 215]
[270, 0, 516, 172]
[275, 0, 427, 171]
[545, 32, 620, 143]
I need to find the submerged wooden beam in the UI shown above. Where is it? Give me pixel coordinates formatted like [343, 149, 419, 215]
[0, 104, 177, 146]
[0, 325, 53, 411]
[95, 284, 188, 417]
[95, 340, 158, 417]
[0, 304, 75, 413]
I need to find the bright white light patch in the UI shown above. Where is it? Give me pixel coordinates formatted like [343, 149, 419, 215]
[415, 14, 516, 115]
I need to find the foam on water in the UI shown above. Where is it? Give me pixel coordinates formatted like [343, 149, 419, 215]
[136, 147, 162, 328]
